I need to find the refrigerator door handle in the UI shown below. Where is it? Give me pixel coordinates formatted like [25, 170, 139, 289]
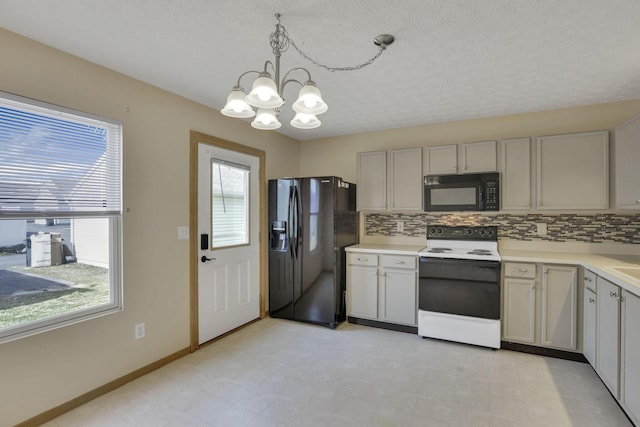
[293, 186, 302, 259]
[288, 186, 295, 258]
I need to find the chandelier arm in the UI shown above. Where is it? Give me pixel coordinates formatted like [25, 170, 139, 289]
[282, 32, 388, 72]
[280, 78, 304, 94]
[280, 67, 312, 85]
[234, 70, 262, 87]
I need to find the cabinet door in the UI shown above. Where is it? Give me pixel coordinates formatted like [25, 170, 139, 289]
[459, 140, 497, 173]
[357, 151, 387, 211]
[536, 131, 609, 209]
[380, 268, 417, 326]
[597, 277, 620, 398]
[622, 290, 640, 424]
[500, 138, 531, 210]
[347, 265, 378, 320]
[583, 287, 597, 367]
[615, 113, 640, 209]
[424, 145, 458, 175]
[541, 265, 578, 350]
[503, 277, 536, 343]
[388, 148, 423, 211]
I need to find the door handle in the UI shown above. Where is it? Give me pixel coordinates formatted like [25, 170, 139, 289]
[201, 255, 216, 263]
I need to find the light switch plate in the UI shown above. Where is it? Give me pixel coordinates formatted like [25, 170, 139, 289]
[178, 226, 189, 240]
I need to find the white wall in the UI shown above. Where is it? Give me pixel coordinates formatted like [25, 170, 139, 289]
[0, 28, 300, 426]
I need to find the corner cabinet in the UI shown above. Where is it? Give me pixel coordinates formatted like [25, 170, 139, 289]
[614, 113, 640, 209]
[346, 252, 417, 328]
[502, 262, 578, 352]
[536, 131, 609, 210]
[597, 276, 621, 398]
[424, 140, 497, 175]
[356, 148, 422, 211]
[500, 138, 531, 210]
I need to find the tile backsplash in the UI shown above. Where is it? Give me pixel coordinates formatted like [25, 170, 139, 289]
[365, 213, 640, 244]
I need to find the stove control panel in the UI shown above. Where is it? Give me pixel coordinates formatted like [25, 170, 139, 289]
[426, 225, 498, 241]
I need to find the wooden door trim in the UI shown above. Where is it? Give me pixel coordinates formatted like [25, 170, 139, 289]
[189, 131, 267, 352]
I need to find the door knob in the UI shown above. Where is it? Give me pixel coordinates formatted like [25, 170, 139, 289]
[201, 255, 216, 263]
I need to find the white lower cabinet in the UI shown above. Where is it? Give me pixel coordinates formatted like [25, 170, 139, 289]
[622, 290, 640, 424]
[347, 252, 417, 327]
[503, 277, 536, 343]
[347, 264, 378, 320]
[583, 285, 597, 367]
[541, 265, 578, 351]
[502, 263, 578, 352]
[596, 276, 621, 398]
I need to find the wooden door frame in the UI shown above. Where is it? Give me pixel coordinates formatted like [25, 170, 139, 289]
[189, 131, 267, 352]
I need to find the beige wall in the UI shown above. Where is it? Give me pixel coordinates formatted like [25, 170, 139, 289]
[300, 101, 640, 183]
[0, 29, 300, 426]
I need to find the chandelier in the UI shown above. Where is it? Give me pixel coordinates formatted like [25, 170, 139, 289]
[221, 13, 394, 130]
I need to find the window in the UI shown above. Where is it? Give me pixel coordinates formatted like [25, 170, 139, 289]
[211, 159, 249, 248]
[0, 91, 122, 343]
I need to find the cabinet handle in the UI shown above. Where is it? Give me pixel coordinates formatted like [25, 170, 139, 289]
[610, 291, 618, 298]
[393, 261, 406, 264]
[357, 257, 368, 262]
[512, 268, 528, 273]
[543, 268, 548, 274]
[636, 199, 640, 204]
[589, 297, 596, 303]
[584, 277, 592, 282]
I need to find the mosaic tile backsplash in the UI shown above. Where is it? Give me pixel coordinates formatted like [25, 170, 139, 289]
[365, 213, 640, 244]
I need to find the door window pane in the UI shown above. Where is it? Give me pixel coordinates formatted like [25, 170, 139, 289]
[211, 160, 249, 248]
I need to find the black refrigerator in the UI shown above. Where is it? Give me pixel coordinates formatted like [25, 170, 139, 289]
[269, 176, 358, 328]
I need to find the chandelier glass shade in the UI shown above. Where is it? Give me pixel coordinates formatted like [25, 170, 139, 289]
[221, 14, 393, 131]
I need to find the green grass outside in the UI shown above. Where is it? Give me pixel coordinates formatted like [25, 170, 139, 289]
[0, 263, 109, 329]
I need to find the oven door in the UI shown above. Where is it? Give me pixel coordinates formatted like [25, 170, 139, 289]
[419, 257, 501, 319]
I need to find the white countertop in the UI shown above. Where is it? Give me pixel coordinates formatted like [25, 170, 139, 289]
[345, 244, 425, 256]
[501, 249, 640, 297]
[346, 243, 640, 297]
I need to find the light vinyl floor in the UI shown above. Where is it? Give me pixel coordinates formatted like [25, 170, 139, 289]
[44, 318, 632, 426]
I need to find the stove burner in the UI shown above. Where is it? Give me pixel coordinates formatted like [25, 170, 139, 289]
[428, 248, 452, 253]
[468, 249, 492, 255]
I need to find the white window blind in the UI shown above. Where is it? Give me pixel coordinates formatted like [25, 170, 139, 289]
[211, 159, 249, 248]
[0, 92, 122, 218]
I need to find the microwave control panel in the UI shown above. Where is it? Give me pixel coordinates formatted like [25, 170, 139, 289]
[484, 181, 498, 210]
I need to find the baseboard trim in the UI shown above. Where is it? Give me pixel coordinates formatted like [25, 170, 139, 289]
[348, 316, 418, 334]
[500, 341, 588, 362]
[15, 346, 191, 427]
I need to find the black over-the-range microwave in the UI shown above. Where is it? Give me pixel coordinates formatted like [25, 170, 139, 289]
[423, 172, 499, 211]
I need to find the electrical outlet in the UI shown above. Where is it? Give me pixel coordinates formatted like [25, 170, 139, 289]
[134, 322, 145, 340]
[397, 221, 404, 233]
[536, 223, 547, 236]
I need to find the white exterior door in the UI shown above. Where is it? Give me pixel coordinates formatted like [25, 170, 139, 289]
[198, 143, 260, 344]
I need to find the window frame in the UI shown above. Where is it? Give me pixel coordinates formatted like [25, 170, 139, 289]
[0, 91, 123, 344]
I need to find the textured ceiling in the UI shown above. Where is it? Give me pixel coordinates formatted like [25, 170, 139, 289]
[1, 0, 640, 141]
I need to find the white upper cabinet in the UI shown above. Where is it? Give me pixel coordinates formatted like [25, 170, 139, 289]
[356, 150, 387, 211]
[424, 141, 497, 175]
[388, 148, 423, 211]
[459, 140, 497, 173]
[614, 113, 640, 209]
[423, 145, 458, 175]
[500, 138, 531, 210]
[357, 148, 422, 211]
[536, 131, 609, 210]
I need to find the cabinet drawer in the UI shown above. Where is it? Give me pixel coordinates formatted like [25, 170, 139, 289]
[504, 262, 536, 278]
[380, 255, 416, 269]
[583, 269, 597, 292]
[348, 253, 378, 267]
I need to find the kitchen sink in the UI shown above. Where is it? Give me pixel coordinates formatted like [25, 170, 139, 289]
[611, 266, 640, 281]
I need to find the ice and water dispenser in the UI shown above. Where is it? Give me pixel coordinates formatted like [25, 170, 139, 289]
[270, 220, 287, 251]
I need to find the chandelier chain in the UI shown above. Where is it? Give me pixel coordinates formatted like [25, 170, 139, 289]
[284, 33, 387, 72]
